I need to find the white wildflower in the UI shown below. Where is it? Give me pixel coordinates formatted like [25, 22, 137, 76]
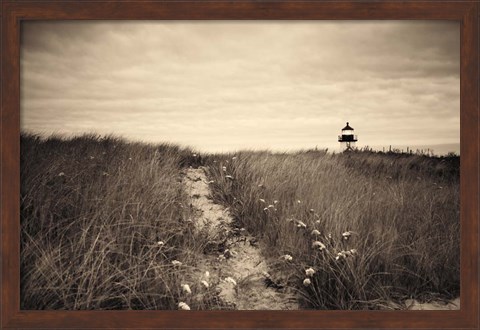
[281, 254, 293, 261]
[342, 231, 352, 240]
[157, 241, 164, 246]
[303, 278, 311, 286]
[178, 302, 190, 310]
[181, 284, 192, 294]
[222, 166, 227, 172]
[312, 241, 326, 251]
[296, 221, 307, 229]
[205, 271, 210, 278]
[201, 280, 209, 288]
[58, 172, 65, 177]
[311, 229, 321, 236]
[171, 260, 182, 266]
[305, 267, 315, 277]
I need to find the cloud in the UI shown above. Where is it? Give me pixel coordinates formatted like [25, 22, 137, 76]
[21, 21, 459, 152]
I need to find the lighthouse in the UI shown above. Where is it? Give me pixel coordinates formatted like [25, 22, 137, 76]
[338, 122, 358, 151]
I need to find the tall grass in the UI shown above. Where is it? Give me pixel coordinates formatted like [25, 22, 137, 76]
[21, 133, 460, 310]
[206, 149, 460, 309]
[20, 134, 216, 310]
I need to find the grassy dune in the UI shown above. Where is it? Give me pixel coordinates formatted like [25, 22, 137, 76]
[20, 134, 218, 310]
[21, 134, 460, 310]
[206, 150, 460, 309]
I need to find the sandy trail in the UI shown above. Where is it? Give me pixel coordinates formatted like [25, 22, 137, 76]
[183, 167, 299, 310]
[406, 297, 460, 310]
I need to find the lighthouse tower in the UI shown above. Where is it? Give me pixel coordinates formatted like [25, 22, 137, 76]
[338, 122, 358, 151]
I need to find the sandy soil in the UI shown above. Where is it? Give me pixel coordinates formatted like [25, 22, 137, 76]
[383, 297, 460, 310]
[183, 167, 299, 310]
[406, 297, 460, 310]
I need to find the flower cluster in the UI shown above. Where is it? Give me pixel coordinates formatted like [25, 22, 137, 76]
[335, 249, 357, 260]
[277, 203, 360, 294]
[259, 198, 278, 212]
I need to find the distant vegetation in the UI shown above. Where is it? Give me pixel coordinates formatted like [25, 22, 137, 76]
[205, 149, 459, 309]
[21, 134, 459, 310]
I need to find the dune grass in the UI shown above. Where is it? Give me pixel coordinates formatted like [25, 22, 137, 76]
[20, 133, 218, 310]
[21, 134, 460, 310]
[205, 149, 460, 309]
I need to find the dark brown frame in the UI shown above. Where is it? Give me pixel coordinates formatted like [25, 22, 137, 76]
[1, 1, 478, 329]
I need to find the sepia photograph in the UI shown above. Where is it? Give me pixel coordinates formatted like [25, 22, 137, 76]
[20, 21, 460, 311]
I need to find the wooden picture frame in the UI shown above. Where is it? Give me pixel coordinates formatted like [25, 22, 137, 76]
[1, 1, 478, 329]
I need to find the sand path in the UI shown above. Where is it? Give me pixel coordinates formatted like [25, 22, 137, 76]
[183, 166, 299, 310]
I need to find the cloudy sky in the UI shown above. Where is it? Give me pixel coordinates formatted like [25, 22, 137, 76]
[21, 21, 460, 154]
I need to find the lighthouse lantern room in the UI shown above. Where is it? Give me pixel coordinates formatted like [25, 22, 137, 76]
[338, 122, 358, 151]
